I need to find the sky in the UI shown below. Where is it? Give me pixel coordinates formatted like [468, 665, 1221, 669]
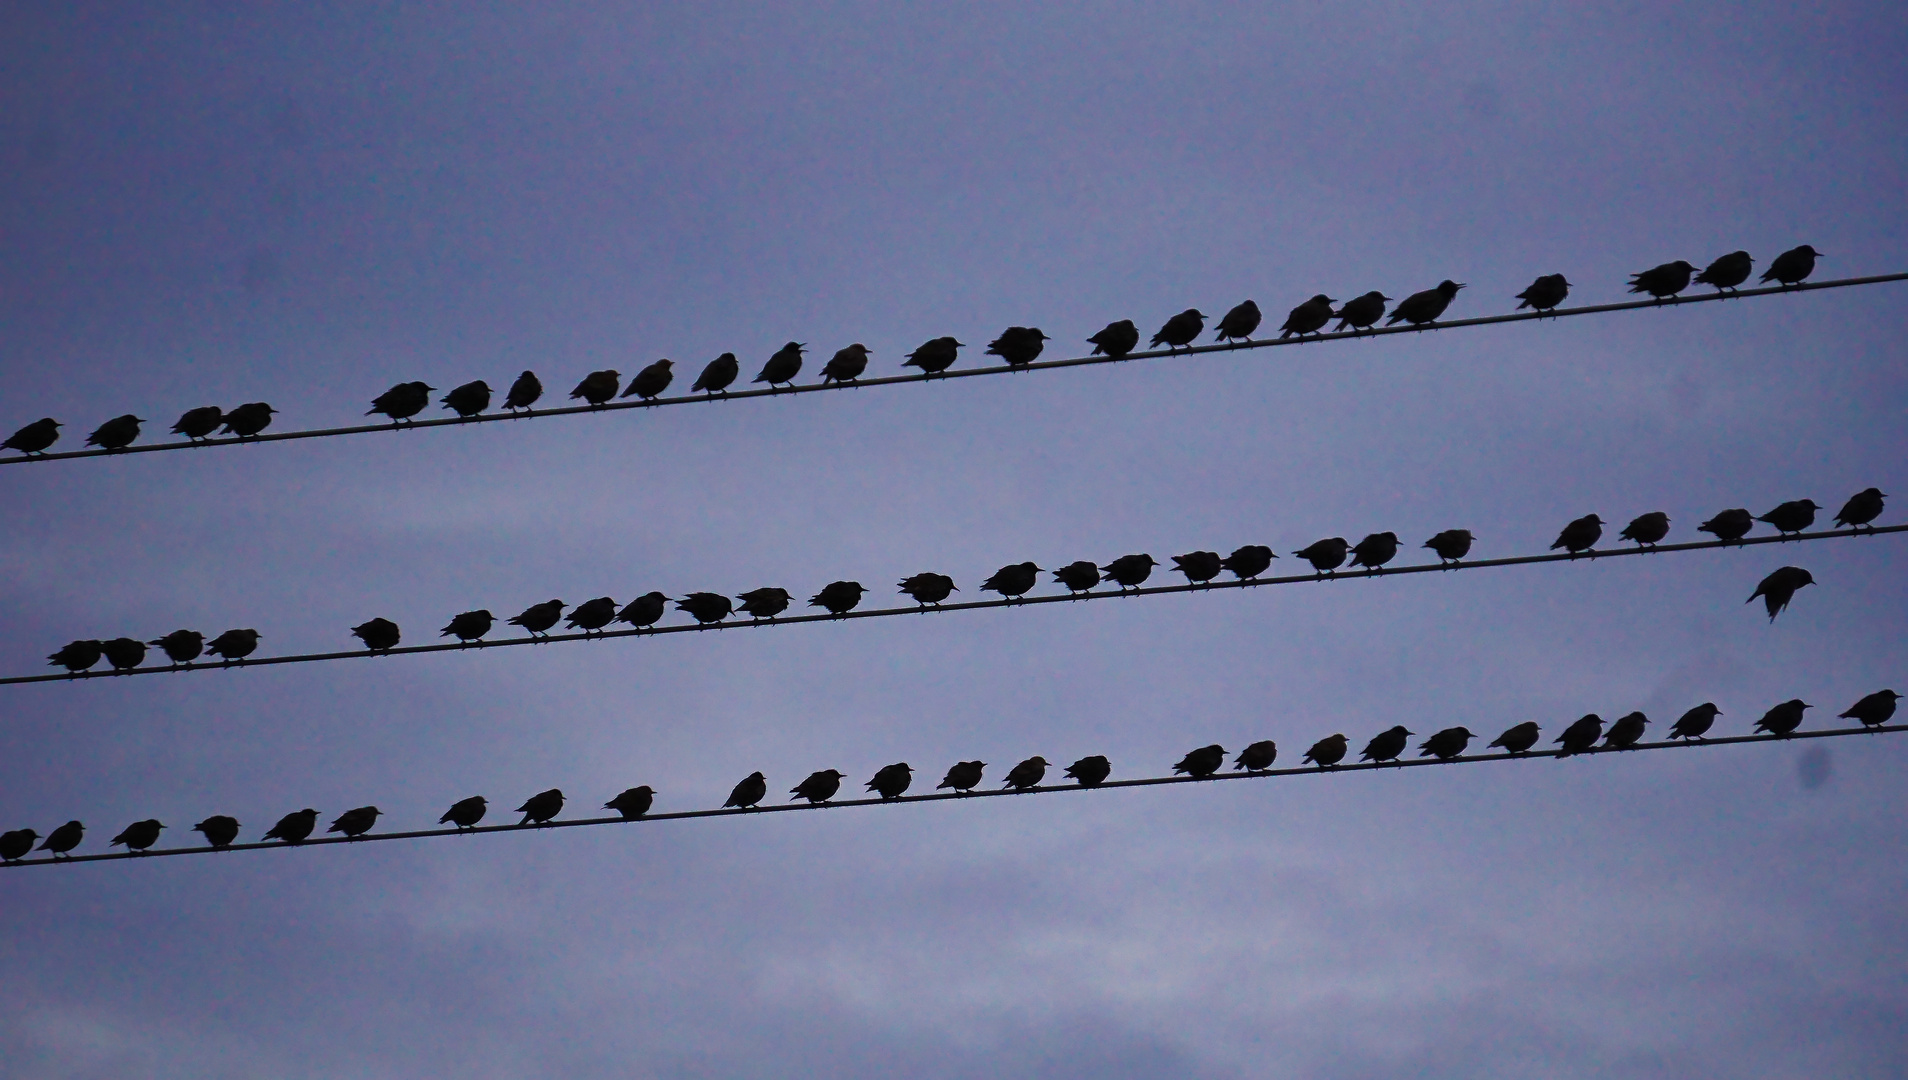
[2, 3, 1905, 1077]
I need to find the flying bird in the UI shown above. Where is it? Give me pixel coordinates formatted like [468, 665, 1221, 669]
[725, 772, 767, 809]
[1280, 295, 1336, 338]
[351, 618, 401, 652]
[440, 380, 491, 417]
[1489, 721, 1541, 755]
[5, 418, 62, 455]
[440, 796, 488, 829]
[1100, 554, 1157, 589]
[866, 763, 913, 800]
[1515, 274, 1570, 312]
[1839, 690, 1900, 729]
[1065, 756, 1111, 787]
[570, 370, 622, 405]
[736, 587, 793, 619]
[205, 628, 261, 661]
[441, 610, 495, 642]
[1753, 699, 1811, 736]
[1171, 551, 1223, 583]
[1360, 726, 1412, 764]
[503, 371, 543, 411]
[1234, 741, 1277, 771]
[1052, 561, 1101, 593]
[1757, 499, 1819, 535]
[1603, 711, 1649, 749]
[903, 337, 963, 374]
[219, 403, 277, 437]
[86, 414, 144, 450]
[605, 787, 655, 819]
[897, 573, 957, 606]
[986, 327, 1049, 366]
[809, 581, 866, 615]
[1759, 245, 1819, 286]
[1668, 704, 1721, 741]
[1619, 512, 1670, 547]
[99, 637, 147, 670]
[1833, 488, 1886, 530]
[1550, 514, 1604, 554]
[1628, 261, 1697, 299]
[980, 562, 1041, 599]
[1698, 508, 1754, 542]
[1002, 757, 1050, 790]
[790, 770, 844, 804]
[1333, 291, 1390, 332]
[566, 597, 618, 633]
[819, 345, 869, 384]
[1386, 281, 1465, 325]
[1221, 545, 1276, 580]
[675, 592, 734, 624]
[1303, 734, 1348, 768]
[1173, 745, 1226, 778]
[753, 342, 805, 386]
[517, 789, 564, 825]
[0, 830, 39, 861]
[622, 359, 675, 400]
[171, 406, 224, 440]
[509, 599, 566, 637]
[938, 761, 986, 792]
[262, 809, 318, 844]
[692, 353, 739, 395]
[40, 821, 85, 857]
[1747, 566, 1814, 622]
[328, 806, 381, 838]
[149, 629, 204, 664]
[1087, 320, 1140, 359]
[367, 382, 433, 423]
[1695, 251, 1754, 292]
[1418, 727, 1474, 760]
[1423, 529, 1474, 564]
[1348, 532, 1400, 570]
[47, 640, 104, 673]
[111, 819, 165, 851]
[1293, 538, 1350, 574]
[616, 592, 670, 628]
[192, 815, 240, 848]
[1214, 301, 1262, 343]
[1150, 309, 1205, 350]
[1555, 714, 1604, 756]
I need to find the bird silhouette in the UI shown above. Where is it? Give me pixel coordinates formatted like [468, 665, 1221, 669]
[897, 573, 957, 606]
[623, 359, 676, 400]
[810, 581, 866, 615]
[903, 337, 963, 374]
[1760, 245, 1819, 286]
[1423, 529, 1474, 564]
[440, 796, 488, 829]
[47, 640, 104, 673]
[1234, 741, 1277, 771]
[4, 418, 62, 455]
[1212, 301, 1262, 343]
[819, 345, 870, 384]
[866, 763, 913, 800]
[1619, 512, 1670, 547]
[1087, 320, 1140, 359]
[938, 761, 986, 792]
[441, 610, 495, 642]
[1418, 727, 1475, 760]
[1303, 734, 1348, 768]
[1757, 499, 1819, 535]
[86, 414, 144, 450]
[692, 353, 739, 394]
[1348, 532, 1400, 570]
[351, 618, 401, 652]
[40, 821, 84, 857]
[1747, 566, 1814, 622]
[725, 772, 767, 809]
[441, 380, 491, 417]
[1333, 291, 1390, 332]
[1489, 721, 1541, 754]
[1052, 561, 1101, 593]
[100, 637, 147, 670]
[503, 371, 543, 411]
[1171, 551, 1223, 583]
[171, 406, 224, 440]
[790, 770, 844, 804]
[676, 592, 733, 623]
[1698, 508, 1754, 542]
[1603, 711, 1649, 749]
[605, 787, 655, 819]
[1515, 274, 1571, 312]
[1173, 745, 1226, 778]
[205, 629, 261, 661]
[1063, 756, 1110, 787]
[509, 600, 565, 637]
[1293, 538, 1350, 574]
[567, 597, 618, 633]
[1839, 690, 1900, 729]
[1002, 757, 1050, 790]
[328, 806, 381, 838]
[1361, 726, 1412, 764]
[736, 587, 792, 619]
[517, 789, 564, 824]
[192, 815, 240, 848]
[616, 592, 670, 628]
[1100, 554, 1157, 589]
[1280, 295, 1336, 338]
[1151, 309, 1205, 350]
[987, 327, 1049, 366]
[1386, 281, 1465, 325]
[1833, 488, 1886, 530]
[219, 403, 277, 437]
[263, 809, 318, 844]
[0, 829, 39, 861]
[1668, 703, 1721, 741]
[111, 819, 165, 851]
[1555, 714, 1603, 756]
[1222, 544, 1276, 580]
[149, 629, 204, 664]
[1754, 699, 1811, 736]
[980, 562, 1041, 599]
[368, 382, 433, 423]
[1628, 261, 1697, 299]
[754, 342, 805, 387]
[1695, 251, 1754, 293]
[1551, 514, 1603, 554]
[570, 370, 622, 405]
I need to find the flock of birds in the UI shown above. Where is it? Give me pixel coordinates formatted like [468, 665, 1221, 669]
[4, 684, 1897, 862]
[36, 488, 1888, 674]
[2, 246, 1828, 459]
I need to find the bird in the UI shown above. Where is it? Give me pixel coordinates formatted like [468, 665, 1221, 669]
[440, 380, 491, 417]
[219, 403, 277, 437]
[1293, 538, 1350, 574]
[1065, 756, 1111, 787]
[4, 418, 62, 455]
[1754, 700, 1811, 736]
[1759, 245, 1819, 286]
[1839, 690, 1900, 729]
[1423, 529, 1474, 564]
[692, 353, 740, 394]
[0, 829, 39, 861]
[676, 593, 733, 623]
[99, 638, 146, 670]
[1348, 532, 1400, 570]
[1747, 566, 1814, 622]
[262, 809, 318, 844]
[1757, 499, 1819, 535]
[1002, 757, 1050, 790]
[439, 796, 488, 829]
[509, 600, 565, 637]
[1173, 745, 1226, 778]
[205, 629, 260, 661]
[1698, 508, 1754, 542]
[980, 562, 1041, 599]
[1213, 300, 1262, 343]
[1489, 721, 1541, 754]
[1515, 274, 1571, 312]
[328, 806, 381, 838]
[1150, 309, 1205, 350]
[790, 770, 844, 804]
[616, 592, 670, 628]
[897, 573, 957, 606]
[367, 382, 433, 422]
[1555, 714, 1604, 755]
[725, 773, 767, 809]
[1833, 488, 1886, 530]
[111, 819, 165, 851]
[819, 345, 870, 384]
[570, 370, 621, 405]
[40, 821, 85, 857]
[440, 610, 495, 642]
[1100, 554, 1157, 589]
[866, 763, 913, 800]
[1333, 291, 1390, 332]
[938, 761, 986, 792]
[987, 327, 1049, 366]
[1303, 735, 1348, 768]
[622, 359, 675, 400]
[754, 342, 805, 386]
[605, 787, 655, 819]
[1361, 726, 1412, 764]
[1171, 551, 1223, 583]
[149, 630, 203, 665]
[192, 815, 240, 848]
[1386, 281, 1465, 325]
[1628, 261, 1697, 299]
[1222, 545, 1276, 580]
[1280, 295, 1336, 338]
[86, 414, 143, 450]
[809, 581, 866, 615]
[1418, 727, 1474, 761]
[47, 640, 103, 673]
[1695, 251, 1754, 292]
[517, 789, 564, 824]
[1668, 704, 1721, 741]
[171, 406, 224, 440]
[566, 597, 618, 633]
[503, 371, 543, 411]
[1234, 741, 1277, 771]
[1603, 711, 1649, 749]
[1052, 561, 1101, 593]
[736, 587, 792, 619]
[1551, 514, 1604, 553]
[351, 618, 401, 652]
[903, 337, 963, 374]
[1619, 512, 1670, 547]
[1087, 320, 1140, 359]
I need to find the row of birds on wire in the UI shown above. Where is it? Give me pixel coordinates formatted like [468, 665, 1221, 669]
[4, 686, 1896, 863]
[34, 489, 1889, 675]
[1, 245, 1829, 459]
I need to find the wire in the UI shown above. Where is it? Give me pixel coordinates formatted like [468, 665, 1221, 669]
[6, 272, 1903, 467]
[8, 522, 1899, 687]
[3, 720, 1898, 869]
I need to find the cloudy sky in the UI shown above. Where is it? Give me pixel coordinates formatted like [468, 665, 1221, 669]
[2, 3, 1904, 1076]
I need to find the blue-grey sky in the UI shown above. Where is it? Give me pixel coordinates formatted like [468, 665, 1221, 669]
[2, 3, 1905, 1077]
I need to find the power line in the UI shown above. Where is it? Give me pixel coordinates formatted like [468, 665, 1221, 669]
[6, 272, 1903, 468]
[9, 522, 1899, 687]
[4, 720, 1899, 870]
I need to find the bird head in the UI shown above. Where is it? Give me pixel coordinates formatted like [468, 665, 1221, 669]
[1797, 570, 1816, 587]
[1797, 245, 1821, 256]
[1799, 500, 1821, 510]
[1441, 280, 1467, 293]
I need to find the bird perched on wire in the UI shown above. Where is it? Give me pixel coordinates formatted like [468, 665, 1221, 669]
[1489, 721, 1541, 755]
[1840, 690, 1900, 729]
[1760, 245, 1819, 286]
[1293, 538, 1350, 574]
[810, 581, 866, 615]
[1213, 300, 1262, 343]
[149, 629, 204, 664]
[517, 789, 564, 825]
[1065, 756, 1111, 787]
[866, 763, 913, 800]
[1386, 281, 1465, 325]
[675, 592, 733, 623]
[903, 337, 963, 374]
[987, 327, 1049, 366]
[1361, 726, 1412, 764]
[206, 628, 261, 661]
[440, 380, 491, 417]
[440, 796, 488, 829]
[1555, 715, 1603, 755]
[1515, 274, 1571, 313]
[1002, 757, 1050, 790]
[1348, 532, 1400, 570]
[790, 770, 844, 804]
[368, 382, 433, 423]
[623, 359, 676, 399]
[1619, 512, 1670, 548]
[605, 787, 655, 819]
[1698, 508, 1754, 542]
[1150, 309, 1205, 351]
[1173, 745, 1226, 778]
[897, 573, 957, 607]
[1087, 320, 1140, 359]
[754, 342, 805, 387]
[328, 807, 381, 838]
[616, 592, 669, 628]
[1280, 295, 1336, 339]
[736, 587, 792, 620]
[981, 562, 1041, 600]
[1754, 699, 1810, 736]
[1603, 712, 1649, 749]
[509, 599, 565, 637]
[40, 821, 84, 857]
[938, 761, 986, 792]
[692, 353, 739, 395]
[100, 638, 146, 670]
[351, 618, 401, 652]
[111, 819, 165, 852]
[193, 815, 241, 848]
[1695, 251, 1754, 293]
[819, 345, 870, 384]
[725, 772, 767, 809]
[1333, 291, 1390, 332]
[503, 371, 543, 411]
[263, 809, 318, 844]
[171, 406, 223, 441]
[1551, 514, 1604, 554]
[1668, 703, 1721, 741]
[1423, 529, 1473, 564]
[566, 597, 618, 633]
[1757, 499, 1819, 535]
[86, 415, 143, 450]
[1100, 554, 1157, 589]
[1234, 741, 1277, 771]
[1303, 734, 1348, 768]
[1052, 561, 1101, 593]
[1747, 566, 1814, 622]
[1171, 551, 1223, 583]
[220, 403, 277, 437]
[1418, 727, 1474, 761]
[5, 418, 63, 455]
[0, 829, 39, 862]
[47, 640, 104, 673]
[1628, 261, 1697, 299]
[1833, 488, 1886, 530]
[1222, 545, 1276, 580]
[441, 610, 495, 642]
[570, 370, 621, 405]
